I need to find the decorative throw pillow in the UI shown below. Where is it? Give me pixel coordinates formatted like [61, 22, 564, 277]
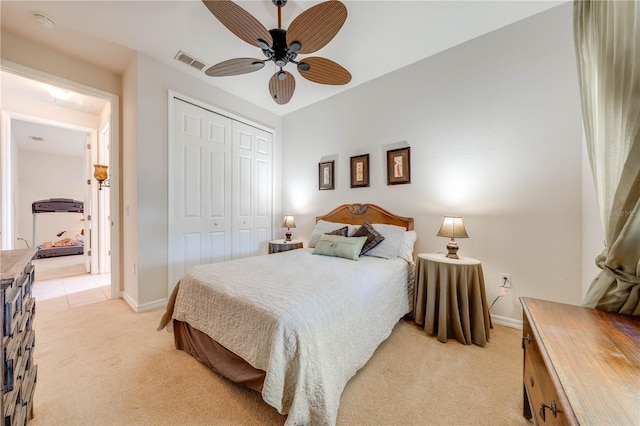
[325, 226, 349, 237]
[312, 235, 368, 261]
[351, 222, 385, 255]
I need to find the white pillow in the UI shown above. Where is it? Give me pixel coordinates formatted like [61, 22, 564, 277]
[308, 220, 356, 248]
[363, 223, 408, 259]
[398, 230, 417, 263]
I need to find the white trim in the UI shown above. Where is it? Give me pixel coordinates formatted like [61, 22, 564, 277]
[1, 60, 121, 301]
[0, 112, 14, 249]
[491, 313, 523, 330]
[122, 291, 167, 313]
[168, 90, 274, 134]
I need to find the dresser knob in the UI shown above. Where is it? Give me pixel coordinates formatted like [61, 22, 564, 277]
[530, 376, 535, 387]
[522, 334, 531, 349]
[539, 400, 557, 421]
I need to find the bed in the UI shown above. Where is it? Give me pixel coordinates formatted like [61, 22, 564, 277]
[31, 198, 85, 259]
[159, 203, 416, 425]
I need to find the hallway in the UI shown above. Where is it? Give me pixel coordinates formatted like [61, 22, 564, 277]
[32, 255, 111, 312]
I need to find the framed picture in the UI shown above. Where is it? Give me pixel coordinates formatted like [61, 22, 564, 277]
[387, 147, 411, 185]
[318, 160, 335, 190]
[350, 154, 370, 188]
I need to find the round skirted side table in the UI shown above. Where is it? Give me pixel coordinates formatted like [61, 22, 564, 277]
[414, 253, 491, 346]
[268, 239, 303, 254]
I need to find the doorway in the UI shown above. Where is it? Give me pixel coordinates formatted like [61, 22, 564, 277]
[0, 65, 120, 304]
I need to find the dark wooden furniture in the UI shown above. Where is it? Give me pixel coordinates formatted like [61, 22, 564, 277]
[1, 248, 38, 426]
[268, 239, 303, 254]
[521, 297, 640, 425]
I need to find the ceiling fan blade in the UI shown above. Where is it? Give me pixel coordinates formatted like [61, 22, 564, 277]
[205, 58, 265, 77]
[287, 1, 347, 54]
[202, 0, 273, 48]
[297, 57, 351, 85]
[269, 70, 296, 105]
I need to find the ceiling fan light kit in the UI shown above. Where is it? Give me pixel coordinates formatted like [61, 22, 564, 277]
[201, 0, 351, 105]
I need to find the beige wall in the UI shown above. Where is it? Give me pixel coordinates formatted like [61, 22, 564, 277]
[1, 32, 121, 96]
[281, 3, 594, 324]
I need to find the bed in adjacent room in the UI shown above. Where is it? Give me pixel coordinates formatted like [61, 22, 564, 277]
[159, 203, 417, 425]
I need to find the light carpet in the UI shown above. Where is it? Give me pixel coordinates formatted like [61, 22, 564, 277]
[31, 297, 528, 425]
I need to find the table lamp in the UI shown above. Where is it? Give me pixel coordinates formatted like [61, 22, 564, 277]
[436, 216, 468, 259]
[282, 215, 296, 241]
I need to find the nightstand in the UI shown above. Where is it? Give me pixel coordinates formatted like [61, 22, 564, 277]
[268, 239, 303, 254]
[413, 253, 491, 345]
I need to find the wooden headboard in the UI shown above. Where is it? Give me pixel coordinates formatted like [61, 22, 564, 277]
[316, 204, 414, 230]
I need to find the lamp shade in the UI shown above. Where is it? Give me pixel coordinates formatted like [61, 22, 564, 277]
[93, 164, 108, 181]
[437, 216, 468, 239]
[282, 215, 296, 229]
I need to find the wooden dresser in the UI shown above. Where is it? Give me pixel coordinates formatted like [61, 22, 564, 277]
[1, 249, 38, 426]
[521, 297, 640, 425]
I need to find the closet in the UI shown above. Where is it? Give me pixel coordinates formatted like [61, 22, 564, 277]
[168, 96, 273, 292]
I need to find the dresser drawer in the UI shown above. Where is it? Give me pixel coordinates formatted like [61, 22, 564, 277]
[3, 336, 20, 394]
[523, 317, 568, 425]
[2, 386, 19, 426]
[3, 285, 22, 338]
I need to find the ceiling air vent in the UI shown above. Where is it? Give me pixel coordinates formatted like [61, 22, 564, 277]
[174, 51, 207, 72]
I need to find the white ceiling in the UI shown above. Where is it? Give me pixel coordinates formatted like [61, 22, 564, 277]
[1, 0, 565, 116]
[12, 117, 87, 158]
[2, 71, 107, 157]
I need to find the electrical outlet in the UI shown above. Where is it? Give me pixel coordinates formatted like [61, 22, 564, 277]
[500, 273, 512, 288]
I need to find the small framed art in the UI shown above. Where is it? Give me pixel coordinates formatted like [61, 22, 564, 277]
[318, 160, 335, 190]
[387, 147, 411, 185]
[350, 154, 370, 188]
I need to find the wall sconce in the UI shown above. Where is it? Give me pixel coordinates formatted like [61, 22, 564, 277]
[437, 216, 469, 259]
[282, 215, 296, 241]
[93, 164, 110, 190]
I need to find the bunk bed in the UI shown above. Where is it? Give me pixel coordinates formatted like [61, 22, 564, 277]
[32, 198, 84, 259]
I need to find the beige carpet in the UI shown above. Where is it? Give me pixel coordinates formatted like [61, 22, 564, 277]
[31, 298, 528, 425]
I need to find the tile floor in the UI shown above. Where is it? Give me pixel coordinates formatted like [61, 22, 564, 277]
[32, 257, 111, 312]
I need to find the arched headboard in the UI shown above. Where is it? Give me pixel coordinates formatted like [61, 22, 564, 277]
[316, 203, 414, 230]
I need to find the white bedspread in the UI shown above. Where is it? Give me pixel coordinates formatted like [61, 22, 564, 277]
[170, 248, 412, 425]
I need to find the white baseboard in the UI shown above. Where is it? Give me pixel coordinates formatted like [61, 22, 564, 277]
[491, 313, 523, 330]
[122, 291, 167, 313]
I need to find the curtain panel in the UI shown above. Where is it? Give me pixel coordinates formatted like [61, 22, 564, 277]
[574, 0, 640, 315]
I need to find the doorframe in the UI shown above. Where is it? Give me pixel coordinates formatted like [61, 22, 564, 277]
[2, 110, 97, 272]
[1, 60, 120, 299]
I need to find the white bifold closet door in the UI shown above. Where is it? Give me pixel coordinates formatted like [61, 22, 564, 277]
[169, 97, 272, 293]
[232, 120, 272, 259]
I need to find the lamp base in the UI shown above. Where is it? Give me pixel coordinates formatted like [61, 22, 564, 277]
[285, 230, 292, 242]
[445, 240, 459, 259]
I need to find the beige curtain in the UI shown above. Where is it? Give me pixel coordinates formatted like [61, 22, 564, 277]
[574, 0, 640, 315]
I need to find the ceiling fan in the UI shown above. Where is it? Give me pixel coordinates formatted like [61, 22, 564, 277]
[202, 0, 352, 105]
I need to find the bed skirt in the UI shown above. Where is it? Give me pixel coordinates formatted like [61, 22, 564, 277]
[173, 320, 266, 393]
